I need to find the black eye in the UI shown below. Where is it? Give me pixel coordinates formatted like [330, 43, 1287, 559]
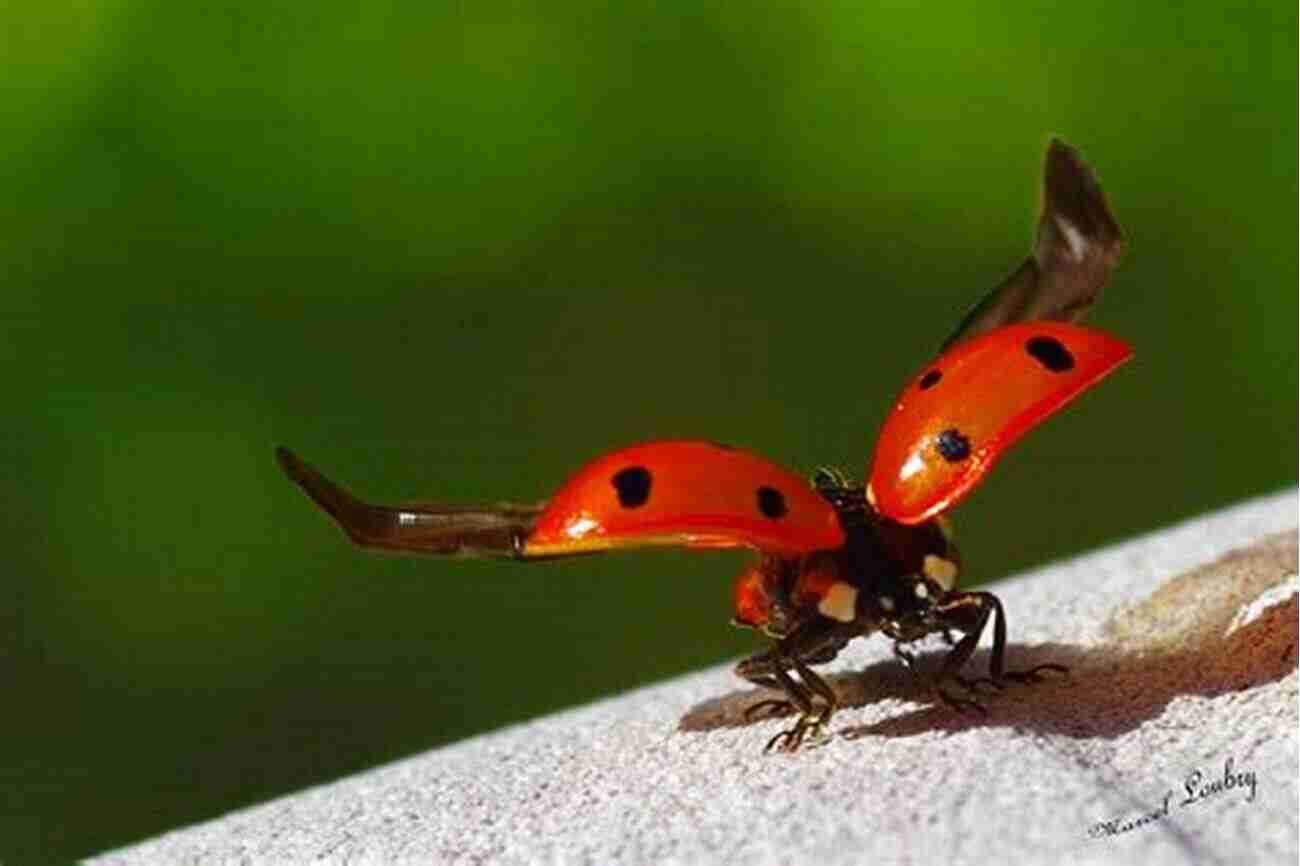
[1025, 336, 1075, 372]
[612, 466, 652, 508]
[919, 369, 942, 390]
[935, 428, 971, 462]
[756, 486, 788, 519]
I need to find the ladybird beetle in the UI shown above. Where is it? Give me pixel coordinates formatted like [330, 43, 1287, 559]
[278, 138, 1130, 752]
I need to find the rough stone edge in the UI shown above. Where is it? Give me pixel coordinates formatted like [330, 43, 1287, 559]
[90, 488, 1300, 864]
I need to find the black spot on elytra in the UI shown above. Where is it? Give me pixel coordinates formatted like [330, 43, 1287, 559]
[919, 369, 942, 390]
[612, 466, 652, 508]
[756, 486, 788, 519]
[935, 428, 971, 463]
[1025, 336, 1075, 372]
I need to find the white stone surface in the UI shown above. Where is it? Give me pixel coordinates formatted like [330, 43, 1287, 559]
[92, 490, 1299, 866]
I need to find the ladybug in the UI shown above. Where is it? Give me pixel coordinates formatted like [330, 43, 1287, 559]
[278, 139, 1130, 752]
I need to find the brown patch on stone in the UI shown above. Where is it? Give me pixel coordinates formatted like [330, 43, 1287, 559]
[1105, 530, 1297, 653]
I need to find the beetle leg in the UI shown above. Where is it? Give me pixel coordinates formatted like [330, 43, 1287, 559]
[734, 618, 860, 750]
[962, 590, 1069, 686]
[926, 592, 997, 712]
[737, 618, 850, 715]
[790, 656, 836, 743]
[763, 665, 822, 752]
[893, 641, 918, 671]
[737, 652, 829, 735]
[737, 647, 802, 721]
[894, 638, 997, 693]
[764, 650, 843, 752]
[931, 591, 1067, 703]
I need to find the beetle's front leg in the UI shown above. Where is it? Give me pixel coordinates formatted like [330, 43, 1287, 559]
[929, 591, 1067, 709]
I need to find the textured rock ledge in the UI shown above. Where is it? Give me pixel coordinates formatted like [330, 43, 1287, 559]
[93, 490, 1298, 866]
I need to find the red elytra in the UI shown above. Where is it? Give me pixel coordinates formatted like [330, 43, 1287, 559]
[867, 321, 1133, 525]
[278, 138, 1130, 752]
[525, 440, 845, 557]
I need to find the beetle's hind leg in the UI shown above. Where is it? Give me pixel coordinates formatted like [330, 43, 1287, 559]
[785, 657, 838, 746]
[737, 648, 803, 722]
[735, 626, 849, 751]
[929, 591, 1068, 707]
[737, 652, 827, 730]
[760, 665, 834, 752]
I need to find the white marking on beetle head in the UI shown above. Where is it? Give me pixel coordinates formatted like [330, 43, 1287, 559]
[914, 582, 929, 599]
[923, 554, 959, 589]
[879, 595, 896, 612]
[817, 582, 859, 623]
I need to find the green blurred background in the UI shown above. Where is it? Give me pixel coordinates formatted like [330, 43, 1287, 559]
[3, 0, 1295, 860]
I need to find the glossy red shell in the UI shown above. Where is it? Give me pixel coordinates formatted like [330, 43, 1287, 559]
[867, 322, 1132, 525]
[524, 440, 845, 556]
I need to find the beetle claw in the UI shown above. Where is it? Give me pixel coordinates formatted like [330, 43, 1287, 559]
[764, 714, 829, 753]
[762, 701, 835, 753]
